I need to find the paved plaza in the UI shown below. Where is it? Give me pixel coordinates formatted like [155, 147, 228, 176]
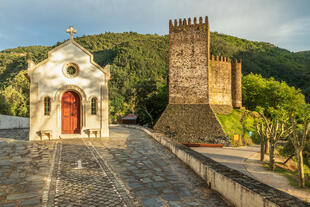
[0, 127, 230, 207]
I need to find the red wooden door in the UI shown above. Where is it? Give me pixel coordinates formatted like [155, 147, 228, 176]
[61, 91, 80, 134]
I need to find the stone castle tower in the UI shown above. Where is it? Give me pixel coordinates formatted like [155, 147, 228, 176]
[155, 16, 242, 144]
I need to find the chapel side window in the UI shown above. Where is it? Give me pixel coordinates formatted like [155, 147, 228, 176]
[91, 97, 97, 115]
[44, 97, 51, 115]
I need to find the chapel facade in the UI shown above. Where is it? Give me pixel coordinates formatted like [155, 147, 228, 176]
[27, 27, 110, 141]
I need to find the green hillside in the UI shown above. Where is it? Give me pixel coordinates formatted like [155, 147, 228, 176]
[0, 32, 309, 124]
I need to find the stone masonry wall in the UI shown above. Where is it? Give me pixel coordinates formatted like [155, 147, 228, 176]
[154, 104, 228, 144]
[168, 17, 210, 104]
[232, 60, 242, 108]
[209, 56, 232, 114]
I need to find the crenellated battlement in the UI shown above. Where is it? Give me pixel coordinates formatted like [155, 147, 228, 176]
[210, 55, 241, 63]
[211, 55, 230, 63]
[169, 16, 209, 32]
[231, 59, 242, 64]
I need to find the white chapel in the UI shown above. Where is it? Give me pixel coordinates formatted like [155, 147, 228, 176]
[27, 26, 110, 140]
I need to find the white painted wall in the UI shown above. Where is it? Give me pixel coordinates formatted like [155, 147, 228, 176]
[0, 115, 29, 129]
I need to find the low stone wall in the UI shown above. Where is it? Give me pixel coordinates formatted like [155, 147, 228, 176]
[122, 125, 309, 207]
[0, 115, 29, 129]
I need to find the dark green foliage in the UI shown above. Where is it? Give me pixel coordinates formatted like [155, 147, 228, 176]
[1, 70, 30, 116]
[134, 80, 167, 126]
[0, 46, 50, 88]
[0, 94, 10, 115]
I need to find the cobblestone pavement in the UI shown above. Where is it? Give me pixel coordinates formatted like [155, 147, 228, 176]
[51, 139, 136, 207]
[89, 126, 230, 207]
[0, 138, 55, 207]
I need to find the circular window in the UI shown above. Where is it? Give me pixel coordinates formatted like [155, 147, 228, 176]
[63, 63, 79, 78]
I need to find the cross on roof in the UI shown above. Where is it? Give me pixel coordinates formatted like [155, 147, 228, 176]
[66, 26, 76, 40]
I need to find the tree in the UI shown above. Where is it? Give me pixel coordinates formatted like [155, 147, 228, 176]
[242, 74, 267, 111]
[1, 70, 30, 117]
[257, 108, 293, 170]
[134, 80, 167, 127]
[247, 74, 307, 168]
[289, 111, 310, 187]
[256, 121, 266, 161]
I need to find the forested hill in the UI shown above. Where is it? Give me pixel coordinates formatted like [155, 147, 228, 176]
[297, 50, 310, 59]
[0, 32, 309, 122]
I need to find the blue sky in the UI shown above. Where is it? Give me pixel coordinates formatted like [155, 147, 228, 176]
[0, 0, 309, 52]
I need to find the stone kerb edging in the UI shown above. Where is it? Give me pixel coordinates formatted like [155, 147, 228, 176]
[117, 124, 309, 207]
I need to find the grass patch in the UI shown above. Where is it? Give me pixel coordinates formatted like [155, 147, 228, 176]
[217, 109, 257, 145]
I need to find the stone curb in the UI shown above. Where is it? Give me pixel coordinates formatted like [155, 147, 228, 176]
[115, 124, 310, 207]
[42, 142, 59, 207]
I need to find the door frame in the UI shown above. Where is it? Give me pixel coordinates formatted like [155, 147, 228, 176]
[54, 85, 87, 137]
[61, 90, 82, 134]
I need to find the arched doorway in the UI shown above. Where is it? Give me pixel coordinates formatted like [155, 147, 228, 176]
[61, 91, 81, 134]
